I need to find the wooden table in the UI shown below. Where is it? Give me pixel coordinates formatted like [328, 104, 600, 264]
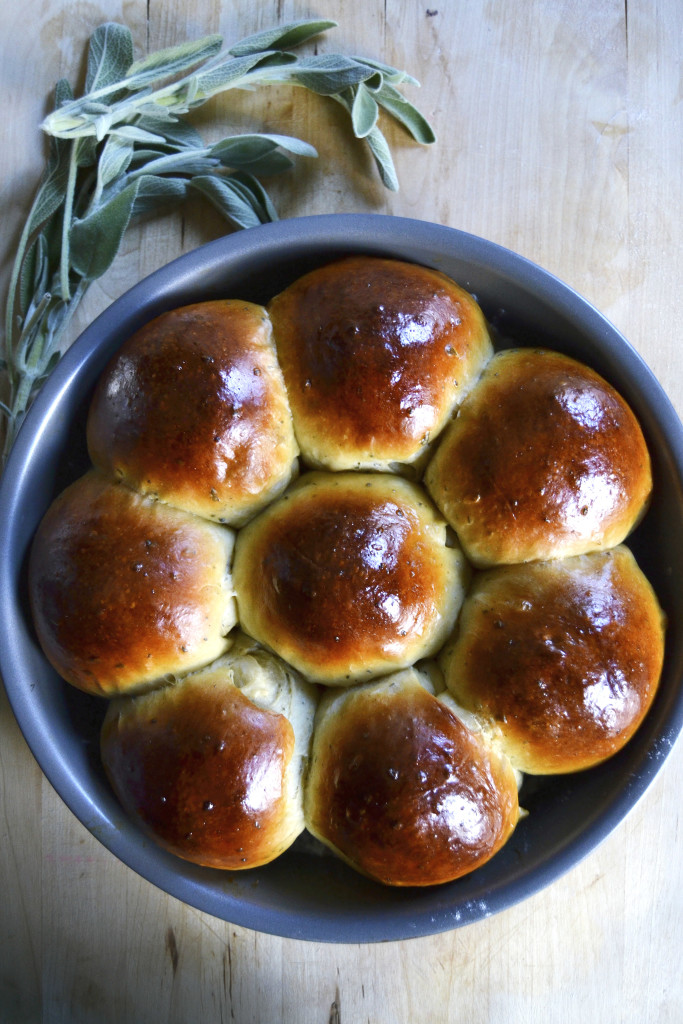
[2, 2, 682, 1021]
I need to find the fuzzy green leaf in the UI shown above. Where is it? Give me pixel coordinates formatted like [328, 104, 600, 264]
[238, 151, 294, 175]
[69, 186, 137, 279]
[351, 56, 420, 88]
[365, 125, 399, 191]
[25, 85, 74, 238]
[375, 82, 436, 143]
[230, 172, 279, 221]
[125, 34, 223, 87]
[127, 150, 215, 177]
[70, 175, 187, 279]
[228, 19, 337, 57]
[19, 233, 50, 317]
[133, 117, 204, 149]
[23, 146, 70, 239]
[86, 23, 134, 93]
[290, 54, 376, 95]
[97, 136, 135, 190]
[210, 133, 317, 165]
[76, 135, 99, 168]
[190, 50, 297, 100]
[128, 175, 189, 215]
[189, 174, 267, 229]
[351, 83, 379, 138]
[110, 124, 167, 144]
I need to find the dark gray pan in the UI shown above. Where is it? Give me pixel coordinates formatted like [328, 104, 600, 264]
[2, 215, 682, 942]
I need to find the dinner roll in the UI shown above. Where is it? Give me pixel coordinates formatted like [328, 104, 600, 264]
[441, 546, 665, 774]
[425, 348, 652, 566]
[101, 640, 318, 869]
[304, 667, 520, 886]
[232, 472, 468, 684]
[29, 471, 236, 696]
[87, 300, 299, 525]
[268, 256, 493, 471]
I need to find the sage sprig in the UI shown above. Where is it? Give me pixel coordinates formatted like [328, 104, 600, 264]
[1, 18, 434, 467]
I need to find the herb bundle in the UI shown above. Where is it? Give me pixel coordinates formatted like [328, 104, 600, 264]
[0, 18, 434, 467]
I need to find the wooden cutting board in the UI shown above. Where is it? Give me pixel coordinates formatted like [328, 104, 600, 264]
[1, 2, 681, 1021]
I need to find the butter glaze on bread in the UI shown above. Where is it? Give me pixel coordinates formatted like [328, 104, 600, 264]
[29, 471, 236, 696]
[441, 547, 665, 774]
[268, 256, 493, 471]
[425, 348, 652, 566]
[87, 300, 299, 525]
[232, 472, 468, 684]
[101, 644, 318, 869]
[304, 668, 520, 886]
[28, 257, 665, 889]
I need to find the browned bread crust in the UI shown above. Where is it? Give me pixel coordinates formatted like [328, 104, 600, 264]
[305, 668, 520, 886]
[425, 348, 652, 566]
[268, 256, 492, 471]
[441, 547, 666, 773]
[101, 648, 317, 869]
[232, 472, 468, 684]
[87, 300, 298, 525]
[29, 471, 236, 696]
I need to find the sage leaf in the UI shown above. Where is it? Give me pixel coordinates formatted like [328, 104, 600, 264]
[351, 83, 379, 138]
[86, 23, 134, 93]
[133, 117, 204, 150]
[21, 143, 70, 240]
[3, 81, 72, 340]
[110, 124, 168, 144]
[352, 56, 420, 88]
[228, 19, 337, 57]
[210, 133, 317, 165]
[230, 172, 279, 222]
[290, 54, 376, 95]
[125, 34, 223, 87]
[365, 126, 400, 191]
[69, 188, 136, 279]
[188, 175, 267, 229]
[23, 82, 74, 241]
[70, 175, 187, 279]
[97, 136, 135, 191]
[127, 150, 215, 177]
[18, 239, 39, 321]
[127, 175, 189, 215]
[189, 51, 290, 101]
[236, 151, 294, 175]
[19, 234, 49, 319]
[75, 135, 99, 167]
[376, 82, 436, 144]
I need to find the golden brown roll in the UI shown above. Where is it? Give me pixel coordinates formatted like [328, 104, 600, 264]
[101, 640, 318, 869]
[304, 667, 520, 886]
[268, 256, 493, 471]
[425, 348, 652, 567]
[441, 546, 666, 774]
[87, 300, 299, 525]
[232, 471, 468, 684]
[29, 471, 236, 696]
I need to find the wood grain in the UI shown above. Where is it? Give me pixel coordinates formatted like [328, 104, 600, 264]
[1, 2, 682, 1022]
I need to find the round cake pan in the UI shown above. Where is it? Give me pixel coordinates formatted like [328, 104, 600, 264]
[1, 214, 683, 942]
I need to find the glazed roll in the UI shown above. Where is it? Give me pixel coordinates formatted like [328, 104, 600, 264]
[101, 640, 318, 869]
[304, 667, 520, 886]
[29, 471, 236, 696]
[87, 300, 299, 526]
[268, 256, 493, 471]
[425, 348, 652, 567]
[232, 471, 468, 684]
[441, 546, 666, 773]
